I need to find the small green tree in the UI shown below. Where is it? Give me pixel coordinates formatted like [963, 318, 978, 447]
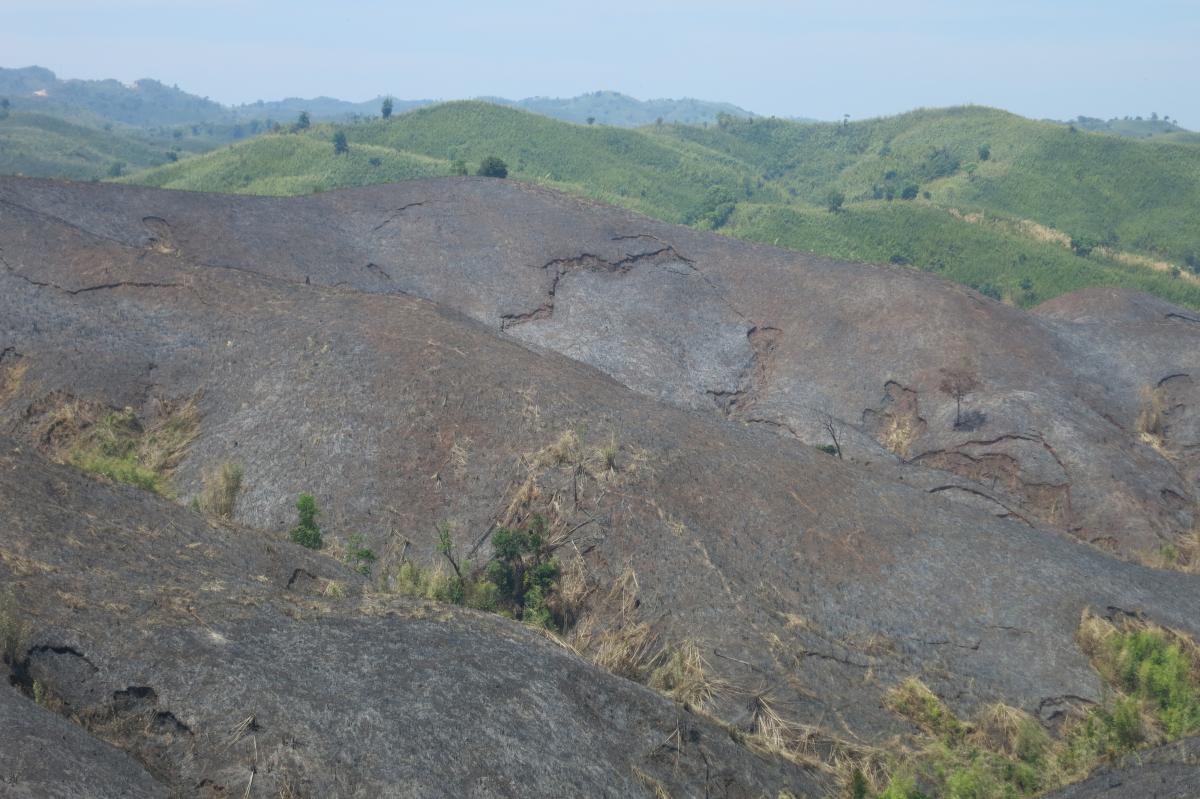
[343, 534, 377, 575]
[295, 111, 311, 131]
[381, 97, 393, 119]
[1070, 235, 1098, 257]
[333, 130, 349, 155]
[901, 184, 919, 200]
[290, 493, 323, 549]
[477, 156, 508, 178]
[586, 116, 595, 125]
[826, 189, 845, 213]
[485, 515, 561, 630]
[450, 158, 469, 176]
[978, 144, 991, 161]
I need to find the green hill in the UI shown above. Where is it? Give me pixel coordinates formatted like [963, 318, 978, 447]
[0, 110, 185, 180]
[120, 101, 1200, 310]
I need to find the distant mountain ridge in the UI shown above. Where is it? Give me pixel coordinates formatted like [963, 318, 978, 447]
[487, 90, 756, 126]
[0, 66, 758, 128]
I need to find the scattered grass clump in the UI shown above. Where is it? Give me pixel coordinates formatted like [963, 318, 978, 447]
[341, 534, 377, 576]
[197, 460, 243, 518]
[65, 399, 199, 496]
[0, 590, 31, 666]
[386, 514, 577, 629]
[1135, 385, 1170, 453]
[872, 611, 1200, 798]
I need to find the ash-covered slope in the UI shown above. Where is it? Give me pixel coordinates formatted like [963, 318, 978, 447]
[1, 176, 1195, 559]
[1, 180, 1198, 771]
[0, 441, 825, 798]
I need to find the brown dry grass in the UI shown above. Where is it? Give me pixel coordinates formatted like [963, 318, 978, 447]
[0, 360, 27, 404]
[198, 461, 244, 519]
[648, 640, 722, 710]
[1136, 385, 1170, 453]
[0, 589, 31, 665]
[880, 412, 921, 457]
[570, 566, 660, 680]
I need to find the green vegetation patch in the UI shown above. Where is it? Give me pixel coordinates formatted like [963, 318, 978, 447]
[871, 611, 1200, 798]
[387, 514, 575, 632]
[65, 400, 199, 496]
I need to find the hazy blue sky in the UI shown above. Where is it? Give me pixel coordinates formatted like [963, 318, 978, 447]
[5, 0, 1199, 126]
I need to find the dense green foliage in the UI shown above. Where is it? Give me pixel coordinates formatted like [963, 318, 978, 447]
[290, 493, 323, 549]
[111, 101, 1200, 309]
[476, 155, 508, 178]
[484, 515, 561, 629]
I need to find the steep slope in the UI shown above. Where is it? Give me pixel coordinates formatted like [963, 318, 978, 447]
[0, 686, 167, 798]
[4, 176, 1194, 560]
[2, 176, 1198, 774]
[0, 442, 824, 797]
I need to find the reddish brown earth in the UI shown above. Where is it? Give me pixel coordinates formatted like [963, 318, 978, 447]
[1, 175, 1198, 796]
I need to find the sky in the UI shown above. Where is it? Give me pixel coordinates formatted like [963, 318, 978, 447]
[3, 0, 1199, 127]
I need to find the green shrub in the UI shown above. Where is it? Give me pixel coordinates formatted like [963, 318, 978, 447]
[289, 493, 323, 549]
[487, 515, 562, 630]
[477, 155, 508, 178]
[343, 534, 377, 575]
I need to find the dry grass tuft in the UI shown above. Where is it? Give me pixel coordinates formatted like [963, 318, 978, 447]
[1075, 608, 1117, 659]
[570, 566, 659, 680]
[0, 590, 31, 665]
[880, 413, 920, 457]
[1136, 385, 1170, 453]
[971, 702, 1037, 757]
[648, 640, 722, 710]
[321, 580, 346, 599]
[884, 677, 963, 738]
[198, 461, 244, 519]
[631, 766, 672, 799]
[534, 429, 581, 470]
[138, 395, 201, 473]
[0, 360, 27, 404]
[547, 546, 591, 631]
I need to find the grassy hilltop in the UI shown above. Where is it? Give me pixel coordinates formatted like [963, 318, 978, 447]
[120, 101, 1200, 309]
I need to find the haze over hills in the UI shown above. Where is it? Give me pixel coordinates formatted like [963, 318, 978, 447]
[0, 66, 756, 128]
